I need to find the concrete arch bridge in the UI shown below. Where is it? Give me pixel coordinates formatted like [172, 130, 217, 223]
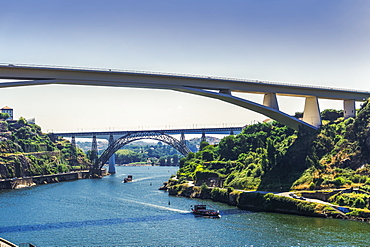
[1, 64, 370, 131]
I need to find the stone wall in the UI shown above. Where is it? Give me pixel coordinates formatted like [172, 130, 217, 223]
[0, 171, 90, 190]
[0, 177, 34, 189]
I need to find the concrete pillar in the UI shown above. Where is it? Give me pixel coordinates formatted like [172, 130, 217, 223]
[201, 132, 206, 143]
[263, 93, 279, 110]
[71, 135, 77, 162]
[180, 132, 186, 145]
[71, 135, 76, 149]
[344, 99, 356, 118]
[91, 135, 98, 164]
[302, 96, 321, 128]
[108, 134, 116, 174]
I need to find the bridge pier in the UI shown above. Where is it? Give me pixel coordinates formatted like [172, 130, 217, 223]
[303, 96, 322, 128]
[201, 132, 206, 142]
[180, 132, 186, 145]
[91, 135, 98, 164]
[344, 99, 356, 118]
[89, 135, 100, 177]
[71, 135, 76, 149]
[108, 134, 116, 174]
[71, 135, 77, 162]
[263, 93, 279, 110]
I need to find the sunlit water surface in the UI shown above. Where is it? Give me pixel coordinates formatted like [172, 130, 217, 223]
[0, 166, 369, 246]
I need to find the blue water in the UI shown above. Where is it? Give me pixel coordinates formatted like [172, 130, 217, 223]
[0, 166, 369, 246]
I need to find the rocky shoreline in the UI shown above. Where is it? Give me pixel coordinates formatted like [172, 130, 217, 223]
[161, 181, 370, 223]
[0, 171, 90, 190]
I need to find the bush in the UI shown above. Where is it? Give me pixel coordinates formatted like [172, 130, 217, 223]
[322, 177, 347, 188]
[210, 187, 229, 202]
[353, 198, 366, 209]
[329, 193, 370, 209]
[309, 182, 315, 190]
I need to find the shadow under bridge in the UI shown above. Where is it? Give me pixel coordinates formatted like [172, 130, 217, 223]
[92, 130, 191, 174]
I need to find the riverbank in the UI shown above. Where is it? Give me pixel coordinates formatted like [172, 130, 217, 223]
[0, 171, 91, 190]
[164, 182, 370, 222]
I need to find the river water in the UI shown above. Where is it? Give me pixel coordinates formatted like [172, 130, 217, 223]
[0, 166, 369, 246]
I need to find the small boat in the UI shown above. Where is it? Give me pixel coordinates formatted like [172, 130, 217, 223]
[123, 175, 132, 183]
[190, 205, 220, 218]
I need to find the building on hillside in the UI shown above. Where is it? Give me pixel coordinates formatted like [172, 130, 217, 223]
[0, 106, 13, 120]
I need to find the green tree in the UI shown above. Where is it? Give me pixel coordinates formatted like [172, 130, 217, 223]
[159, 157, 166, 166]
[321, 109, 343, 121]
[0, 113, 10, 120]
[202, 150, 214, 161]
[17, 117, 27, 126]
[166, 156, 172, 165]
[172, 154, 179, 165]
[199, 141, 209, 151]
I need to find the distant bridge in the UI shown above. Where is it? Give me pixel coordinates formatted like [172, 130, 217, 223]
[1, 64, 370, 131]
[53, 127, 243, 174]
[53, 127, 243, 139]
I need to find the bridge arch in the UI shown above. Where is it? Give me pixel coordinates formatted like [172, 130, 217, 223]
[175, 87, 317, 131]
[95, 131, 191, 169]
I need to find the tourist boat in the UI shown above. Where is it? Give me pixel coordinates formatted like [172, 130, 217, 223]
[190, 205, 220, 218]
[123, 175, 132, 183]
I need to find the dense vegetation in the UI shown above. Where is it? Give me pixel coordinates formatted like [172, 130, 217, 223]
[114, 142, 180, 166]
[175, 99, 370, 210]
[0, 118, 90, 179]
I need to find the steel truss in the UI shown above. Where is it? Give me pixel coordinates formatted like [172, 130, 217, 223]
[94, 131, 191, 169]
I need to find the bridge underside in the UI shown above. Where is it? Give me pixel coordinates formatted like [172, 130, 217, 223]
[174, 87, 318, 130]
[1, 65, 368, 131]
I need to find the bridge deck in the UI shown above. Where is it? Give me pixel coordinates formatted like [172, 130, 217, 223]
[1, 64, 369, 101]
[53, 127, 244, 138]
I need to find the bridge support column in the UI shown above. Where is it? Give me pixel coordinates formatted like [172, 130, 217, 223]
[108, 134, 116, 174]
[302, 96, 321, 128]
[201, 132, 206, 143]
[180, 132, 186, 145]
[263, 93, 279, 110]
[71, 135, 76, 149]
[91, 135, 98, 165]
[89, 135, 101, 177]
[344, 99, 356, 118]
[71, 135, 77, 162]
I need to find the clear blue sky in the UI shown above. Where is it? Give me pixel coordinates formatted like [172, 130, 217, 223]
[1, 0, 369, 132]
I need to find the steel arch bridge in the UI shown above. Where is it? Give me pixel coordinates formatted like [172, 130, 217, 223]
[93, 131, 191, 171]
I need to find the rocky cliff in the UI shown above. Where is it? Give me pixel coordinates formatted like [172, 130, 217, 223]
[0, 118, 90, 179]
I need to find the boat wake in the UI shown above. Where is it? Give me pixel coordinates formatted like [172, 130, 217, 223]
[118, 198, 190, 214]
[122, 175, 168, 183]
